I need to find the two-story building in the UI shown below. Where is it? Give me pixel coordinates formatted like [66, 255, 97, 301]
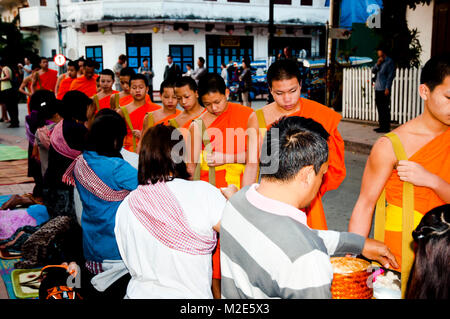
[18, 0, 330, 89]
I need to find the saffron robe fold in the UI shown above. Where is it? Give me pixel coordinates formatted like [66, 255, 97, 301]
[56, 76, 76, 100]
[93, 91, 119, 111]
[36, 69, 58, 92]
[383, 128, 450, 267]
[258, 98, 346, 230]
[69, 75, 98, 97]
[112, 94, 153, 109]
[196, 102, 253, 281]
[122, 102, 161, 152]
[146, 109, 182, 128]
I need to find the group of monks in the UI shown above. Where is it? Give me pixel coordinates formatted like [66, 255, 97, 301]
[19, 55, 450, 298]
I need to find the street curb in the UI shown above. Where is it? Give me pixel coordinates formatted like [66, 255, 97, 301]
[344, 140, 372, 155]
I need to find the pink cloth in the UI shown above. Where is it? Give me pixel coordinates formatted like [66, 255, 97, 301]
[0, 209, 37, 240]
[127, 182, 217, 255]
[36, 125, 52, 150]
[245, 183, 308, 226]
[50, 120, 81, 160]
[63, 154, 130, 202]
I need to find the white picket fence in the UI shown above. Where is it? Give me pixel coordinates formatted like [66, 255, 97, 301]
[342, 67, 424, 124]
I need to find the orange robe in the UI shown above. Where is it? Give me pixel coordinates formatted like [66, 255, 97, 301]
[94, 91, 119, 112]
[122, 102, 161, 152]
[69, 75, 98, 97]
[36, 69, 58, 92]
[261, 98, 346, 230]
[198, 102, 254, 281]
[56, 76, 76, 100]
[113, 94, 152, 109]
[154, 109, 182, 126]
[383, 128, 450, 267]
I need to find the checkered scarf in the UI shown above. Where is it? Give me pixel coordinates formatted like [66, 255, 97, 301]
[50, 120, 82, 160]
[127, 182, 217, 255]
[62, 154, 130, 202]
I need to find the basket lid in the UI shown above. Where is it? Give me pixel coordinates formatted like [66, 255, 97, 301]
[330, 257, 371, 274]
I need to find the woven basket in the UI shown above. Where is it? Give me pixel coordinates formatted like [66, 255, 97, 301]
[330, 257, 373, 299]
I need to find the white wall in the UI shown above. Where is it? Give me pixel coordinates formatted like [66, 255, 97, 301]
[38, 28, 59, 58]
[406, 0, 434, 65]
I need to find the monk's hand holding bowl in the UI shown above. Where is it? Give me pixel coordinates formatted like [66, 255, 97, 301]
[396, 160, 436, 188]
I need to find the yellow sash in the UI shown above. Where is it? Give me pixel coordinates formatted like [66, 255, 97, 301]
[192, 118, 245, 189]
[373, 132, 415, 298]
[120, 106, 137, 152]
[93, 94, 100, 112]
[168, 118, 179, 128]
[146, 112, 155, 128]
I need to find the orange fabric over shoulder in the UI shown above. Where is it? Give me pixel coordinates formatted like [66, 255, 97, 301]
[56, 77, 76, 100]
[69, 75, 98, 97]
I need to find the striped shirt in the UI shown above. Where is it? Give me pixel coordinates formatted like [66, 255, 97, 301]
[220, 184, 365, 299]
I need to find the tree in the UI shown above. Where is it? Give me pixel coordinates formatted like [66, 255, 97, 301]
[0, 16, 39, 70]
[376, 0, 431, 68]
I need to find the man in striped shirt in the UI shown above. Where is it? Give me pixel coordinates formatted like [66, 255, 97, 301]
[220, 116, 398, 299]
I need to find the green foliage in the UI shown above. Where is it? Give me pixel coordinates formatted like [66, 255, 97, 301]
[0, 16, 39, 66]
[375, 0, 430, 67]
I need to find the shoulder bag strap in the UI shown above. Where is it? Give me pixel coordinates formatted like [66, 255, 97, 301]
[193, 118, 216, 187]
[121, 106, 137, 152]
[373, 132, 414, 298]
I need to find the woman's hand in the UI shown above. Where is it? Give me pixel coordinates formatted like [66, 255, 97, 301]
[132, 129, 141, 139]
[220, 184, 238, 200]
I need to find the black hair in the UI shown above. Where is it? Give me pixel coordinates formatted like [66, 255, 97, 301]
[84, 109, 127, 158]
[175, 76, 198, 92]
[29, 90, 61, 128]
[129, 73, 149, 87]
[119, 67, 136, 77]
[420, 53, 450, 92]
[67, 60, 80, 71]
[259, 116, 329, 182]
[197, 72, 226, 99]
[84, 59, 98, 69]
[100, 68, 115, 80]
[142, 58, 148, 62]
[266, 59, 302, 88]
[39, 56, 49, 63]
[198, 57, 205, 64]
[60, 90, 92, 122]
[138, 124, 190, 185]
[406, 204, 450, 299]
[29, 89, 56, 113]
[160, 79, 176, 95]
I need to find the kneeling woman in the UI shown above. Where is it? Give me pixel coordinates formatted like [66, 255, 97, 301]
[114, 124, 235, 299]
[63, 109, 138, 299]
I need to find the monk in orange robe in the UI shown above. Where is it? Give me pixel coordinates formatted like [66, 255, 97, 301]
[171, 76, 205, 137]
[117, 74, 161, 152]
[141, 80, 181, 133]
[32, 57, 57, 93]
[91, 69, 119, 112]
[69, 59, 98, 97]
[349, 55, 450, 275]
[187, 73, 259, 299]
[252, 60, 345, 231]
[56, 61, 79, 100]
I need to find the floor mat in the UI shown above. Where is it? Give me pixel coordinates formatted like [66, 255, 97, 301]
[0, 258, 21, 299]
[0, 160, 33, 185]
[0, 144, 28, 162]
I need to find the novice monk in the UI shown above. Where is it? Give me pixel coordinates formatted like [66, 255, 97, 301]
[56, 60, 79, 100]
[117, 74, 161, 153]
[250, 59, 346, 230]
[187, 73, 259, 299]
[109, 67, 135, 110]
[92, 69, 118, 112]
[69, 59, 98, 98]
[32, 57, 58, 93]
[141, 80, 181, 135]
[171, 76, 205, 133]
[348, 54, 450, 294]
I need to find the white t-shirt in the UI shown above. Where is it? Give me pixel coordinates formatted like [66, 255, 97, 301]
[114, 178, 226, 299]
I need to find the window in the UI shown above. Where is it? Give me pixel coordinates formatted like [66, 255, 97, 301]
[275, 0, 292, 4]
[85, 46, 103, 72]
[206, 35, 253, 74]
[300, 0, 313, 6]
[169, 45, 194, 73]
[227, 0, 250, 3]
[125, 33, 152, 74]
